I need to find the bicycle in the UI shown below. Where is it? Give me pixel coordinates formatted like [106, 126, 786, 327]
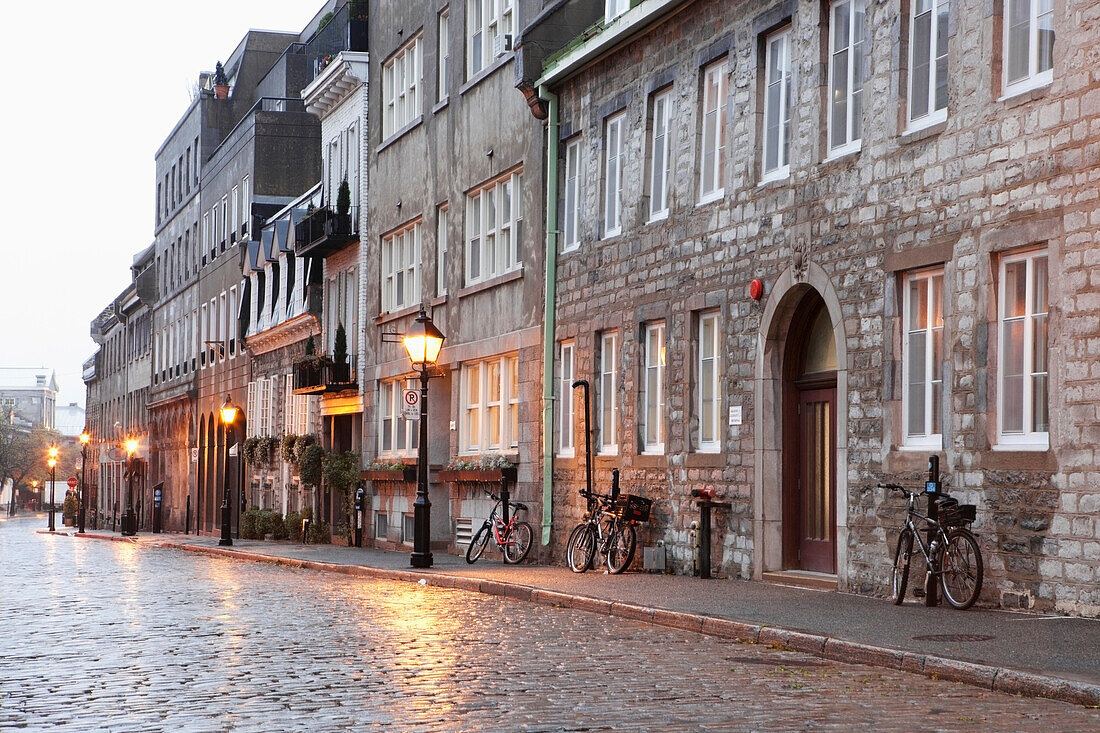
[465, 490, 533, 565]
[879, 482, 983, 610]
[566, 471, 651, 574]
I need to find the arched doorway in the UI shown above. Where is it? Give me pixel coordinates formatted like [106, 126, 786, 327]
[782, 292, 837, 573]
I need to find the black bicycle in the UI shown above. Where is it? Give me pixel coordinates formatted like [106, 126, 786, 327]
[880, 482, 983, 610]
[565, 470, 651, 574]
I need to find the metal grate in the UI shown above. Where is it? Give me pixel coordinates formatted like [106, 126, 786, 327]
[455, 517, 474, 547]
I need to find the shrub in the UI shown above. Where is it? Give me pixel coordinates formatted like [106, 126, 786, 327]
[307, 520, 331, 545]
[270, 513, 288, 540]
[300, 444, 325, 487]
[294, 434, 317, 464]
[286, 510, 302, 542]
[281, 435, 298, 464]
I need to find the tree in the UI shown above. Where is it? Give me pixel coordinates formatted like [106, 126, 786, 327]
[0, 415, 56, 498]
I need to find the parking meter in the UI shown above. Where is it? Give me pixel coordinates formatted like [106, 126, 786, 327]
[354, 487, 365, 548]
[925, 455, 942, 606]
[152, 484, 163, 534]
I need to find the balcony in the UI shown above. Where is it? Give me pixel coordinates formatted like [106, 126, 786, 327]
[294, 206, 359, 258]
[292, 355, 358, 394]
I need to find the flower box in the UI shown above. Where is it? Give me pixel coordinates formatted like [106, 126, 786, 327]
[437, 466, 517, 484]
[362, 467, 417, 483]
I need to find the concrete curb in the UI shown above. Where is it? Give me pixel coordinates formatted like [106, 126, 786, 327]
[161, 540, 1100, 708]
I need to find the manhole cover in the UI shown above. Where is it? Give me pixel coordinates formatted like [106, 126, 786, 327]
[912, 633, 995, 642]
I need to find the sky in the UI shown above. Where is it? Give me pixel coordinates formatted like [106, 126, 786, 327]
[0, 1, 325, 409]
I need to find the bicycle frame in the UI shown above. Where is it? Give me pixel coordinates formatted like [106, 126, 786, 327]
[901, 493, 945, 580]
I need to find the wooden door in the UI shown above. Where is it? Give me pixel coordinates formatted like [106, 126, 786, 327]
[797, 386, 837, 574]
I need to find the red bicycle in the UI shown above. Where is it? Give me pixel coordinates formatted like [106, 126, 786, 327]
[465, 490, 533, 564]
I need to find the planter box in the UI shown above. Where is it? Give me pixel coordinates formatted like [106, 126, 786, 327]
[437, 466, 517, 484]
[362, 468, 417, 483]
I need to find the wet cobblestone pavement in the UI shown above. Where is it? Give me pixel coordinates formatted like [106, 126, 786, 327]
[3, 517, 1100, 731]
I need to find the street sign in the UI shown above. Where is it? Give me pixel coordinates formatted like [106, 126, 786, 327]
[67, 477, 78, 489]
[402, 388, 420, 420]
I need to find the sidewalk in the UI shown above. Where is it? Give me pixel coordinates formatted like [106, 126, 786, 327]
[64, 528, 1100, 707]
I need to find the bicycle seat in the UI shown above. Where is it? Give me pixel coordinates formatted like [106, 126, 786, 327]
[511, 501, 529, 512]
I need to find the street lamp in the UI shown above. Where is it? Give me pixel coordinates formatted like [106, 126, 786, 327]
[78, 430, 90, 534]
[47, 447, 59, 532]
[121, 437, 138, 536]
[219, 395, 239, 547]
[402, 307, 445, 569]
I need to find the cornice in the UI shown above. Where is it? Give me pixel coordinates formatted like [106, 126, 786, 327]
[303, 51, 369, 117]
[247, 312, 320, 355]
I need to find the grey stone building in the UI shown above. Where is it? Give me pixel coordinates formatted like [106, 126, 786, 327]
[361, 0, 548, 556]
[519, 0, 1100, 615]
[0, 367, 58, 431]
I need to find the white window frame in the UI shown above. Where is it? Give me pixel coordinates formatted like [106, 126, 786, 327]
[465, 169, 522, 285]
[997, 249, 1049, 449]
[382, 220, 422, 314]
[642, 322, 666, 454]
[598, 332, 619, 455]
[648, 89, 672, 221]
[460, 354, 520, 454]
[379, 379, 419, 457]
[558, 342, 575, 456]
[603, 112, 625, 237]
[606, 0, 630, 22]
[563, 137, 581, 251]
[284, 374, 313, 437]
[697, 311, 721, 452]
[436, 204, 448, 297]
[383, 34, 422, 139]
[902, 269, 944, 449]
[762, 27, 792, 182]
[907, 0, 949, 130]
[466, 0, 514, 79]
[1003, 0, 1054, 96]
[438, 8, 450, 103]
[827, 0, 866, 157]
[699, 60, 727, 203]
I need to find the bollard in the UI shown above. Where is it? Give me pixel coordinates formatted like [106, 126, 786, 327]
[691, 488, 731, 579]
[925, 455, 942, 607]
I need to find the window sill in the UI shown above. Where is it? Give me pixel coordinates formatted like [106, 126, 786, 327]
[374, 304, 421, 325]
[902, 116, 947, 142]
[602, 227, 622, 241]
[823, 143, 861, 165]
[561, 242, 581, 255]
[457, 267, 524, 298]
[433, 98, 449, 115]
[595, 447, 619, 458]
[377, 115, 424, 154]
[759, 166, 789, 186]
[685, 451, 723, 468]
[897, 441, 943, 452]
[999, 78, 1052, 107]
[696, 190, 724, 207]
[459, 54, 512, 96]
[991, 441, 1049, 452]
[646, 210, 669, 225]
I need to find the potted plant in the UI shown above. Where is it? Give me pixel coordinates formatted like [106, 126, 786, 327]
[213, 61, 230, 99]
[363, 460, 417, 483]
[438, 454, 517, 483]
[331, 323, 350, 383]
[281, 434, 299, 464]
[299, 444, 325, 488]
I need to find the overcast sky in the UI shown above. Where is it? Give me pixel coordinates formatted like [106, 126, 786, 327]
[0, 1, 323, 408]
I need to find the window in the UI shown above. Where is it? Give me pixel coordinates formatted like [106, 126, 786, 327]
[438, 8, 450, 102]
[379, 379, 419, 456]
[648, 90, 672, 220]
[465, 169, 522, 284]
[902, 269, 943, 448]
[375, 512, 388, 540]
[908, 0, 949, 128]
[382, 221, 421, 313]
[598, 332, 618, 454]
[467, 0, 513, 78]
[827, 0, 866, 155]
[998, 250, 1048, 446]
[284, 375, 313, 436]
[606, 0, 629, 21]
[460, 355, 520, 453]
[762, 27, 792, 181]
[558, 342, 575, 456]
[436, 204, 448, 296]
[246, 377, 278, 438]
[697, 311, 721, 451]
[642, 323, 666, 453]
[603, 112, 625, 237]
[1004, 0, 1054, 95]
[562, 137, 581, 251]
[699, 60, 727, 202]
[383, 34, 422, 139]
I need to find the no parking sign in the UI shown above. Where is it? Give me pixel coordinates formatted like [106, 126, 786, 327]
[402, 388, 420, 420]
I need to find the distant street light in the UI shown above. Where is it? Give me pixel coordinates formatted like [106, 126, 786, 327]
[78, 431, 90, 534]
[47, 447, 59, 532]
[402, 308, 445, 569]
[219, 396, 240, 547]
[121, 438, 138, 537]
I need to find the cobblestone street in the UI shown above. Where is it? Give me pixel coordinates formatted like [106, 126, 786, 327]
[3, 517, 1099, 732]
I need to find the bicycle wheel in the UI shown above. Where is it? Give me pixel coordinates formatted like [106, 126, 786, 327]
[940, 528, 983, 610]
[891, 528, 914, 605]
[466, 523, 491, 564]
[566, 523, 596, 573]
[606, 522, 637, 574]
[502, 521, 533, 564]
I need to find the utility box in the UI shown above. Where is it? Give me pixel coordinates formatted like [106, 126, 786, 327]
[643, 545, 666, 571]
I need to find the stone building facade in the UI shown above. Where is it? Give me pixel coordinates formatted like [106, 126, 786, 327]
[521, 0, 1100, 615]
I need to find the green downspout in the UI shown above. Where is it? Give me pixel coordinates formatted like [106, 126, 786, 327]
[540, 85, 559, 546]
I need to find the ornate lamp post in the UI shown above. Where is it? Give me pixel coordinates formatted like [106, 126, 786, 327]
[121, 437, 138, 536]
[402, 308, 445, 569]
[219, 396, 240, 547]
[46, 447, 59, 532]
[78, 430, 90, 534]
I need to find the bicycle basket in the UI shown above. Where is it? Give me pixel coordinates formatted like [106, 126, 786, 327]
[933, 496, 959, 513]
[613, 494, 652, 523]
[939, 503, 976, 527]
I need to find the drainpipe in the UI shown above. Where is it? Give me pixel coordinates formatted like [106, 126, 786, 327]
[539, 84, 560, 547]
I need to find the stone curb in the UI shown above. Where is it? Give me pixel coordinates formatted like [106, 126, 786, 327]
[160, 540, 1100, 708]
